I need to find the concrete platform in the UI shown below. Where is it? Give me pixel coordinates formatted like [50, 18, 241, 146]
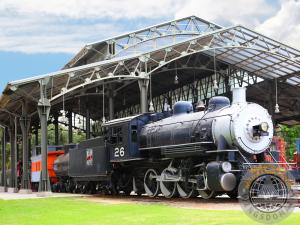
[36, 191, 53, 197]
[19, 189, 32, 194]
[0, 186, 7, 192]
[0, 192, 88, 200]
[7, 187, 18, 193]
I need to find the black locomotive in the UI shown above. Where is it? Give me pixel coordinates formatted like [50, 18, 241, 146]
[53, 87, 274, 199]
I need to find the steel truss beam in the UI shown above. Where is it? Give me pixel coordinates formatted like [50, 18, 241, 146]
[66, 16, 222, 68]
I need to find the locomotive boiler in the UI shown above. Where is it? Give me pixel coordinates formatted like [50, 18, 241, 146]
[53, 87, 274, 199]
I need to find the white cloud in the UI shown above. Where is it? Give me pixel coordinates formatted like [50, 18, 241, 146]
[0, 0, 183, 54]
[256, 0, 300, 49]
[175, 0, 278, 28]
[0, 0, 182, 20]
[0, 0, 299, 54]
[0, 15, 120, 53]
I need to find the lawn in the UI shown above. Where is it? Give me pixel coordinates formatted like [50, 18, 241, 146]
[0, 197, 299, 225]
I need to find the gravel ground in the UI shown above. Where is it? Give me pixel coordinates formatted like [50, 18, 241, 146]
[83, 193, 300, 212]
[83, 194, 242, 210]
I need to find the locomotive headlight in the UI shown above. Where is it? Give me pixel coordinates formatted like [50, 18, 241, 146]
[221, 161, 232, 173]
[260, 122, 269, 132]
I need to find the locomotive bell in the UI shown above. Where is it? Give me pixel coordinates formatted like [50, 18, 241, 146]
[195, 100, 205, 111]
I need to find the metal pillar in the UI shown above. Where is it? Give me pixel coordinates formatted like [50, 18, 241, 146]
[14, 118, 18, 189]
[267, 80, 275, 118]
[34, 127, 39, 146]
[53, 114, 59, 145]
[38, 79, 51, 192]
[20, 101, 31, 190]
[1, 127, 7, 191]
[9, 117, 17, 189]
[138, 79, 149, 113]
[108, 86, 114, 120]
[32, 126, 39, 156]
[16, 141, 20, 162]
[67, 112, 73, 143]
[28, 133, 32, 161]
[86, 108, 91, 139]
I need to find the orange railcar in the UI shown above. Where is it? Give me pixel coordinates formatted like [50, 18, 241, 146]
[31, 149, 65, 189]
[48, 150, 65, 184]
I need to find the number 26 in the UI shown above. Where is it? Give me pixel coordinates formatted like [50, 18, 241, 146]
[114, 147, 125, 157]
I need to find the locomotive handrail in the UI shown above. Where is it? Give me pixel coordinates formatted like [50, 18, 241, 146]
[205, 149, 239, 153]
[139, 141, 214, 150]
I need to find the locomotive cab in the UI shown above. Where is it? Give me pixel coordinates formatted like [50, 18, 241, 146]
[104, 114, 152, 162]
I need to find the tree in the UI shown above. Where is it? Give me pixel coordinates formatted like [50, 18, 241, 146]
[278, 125, 300, 160]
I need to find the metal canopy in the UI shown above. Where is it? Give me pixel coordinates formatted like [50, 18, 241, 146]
[1, 16, 300, 126]
[64, 16, 222, 69]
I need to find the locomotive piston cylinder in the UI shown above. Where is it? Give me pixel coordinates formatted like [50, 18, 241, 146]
[206, 161, 236, 192]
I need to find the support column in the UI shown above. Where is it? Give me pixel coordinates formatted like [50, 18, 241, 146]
[14, 117, 18, 190]
[17, 141, 20, 162]
[34, 127, 39, 145]
[28, 133, 32, 161]
[0, 127, 7, 192]
[37, 79, 51, 192]
[108, 86, 114, 120]
[9, 117, 17, 190]
[53, 113, 59, 145]
[32, 126, 39, 156]
[67, 112, 73, 144]
[86, 109, 91, 139]
[20, 107, 31, 191]
[267, 80, 275, 118]
[138, 79, 149, 113]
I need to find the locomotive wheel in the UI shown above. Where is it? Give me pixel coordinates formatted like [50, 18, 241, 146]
[177, 181, 197, 199]
[199, 190, 216, 199]
[81, 184, 87, 194]
[74, 184, 81, 194]
[67, 182, 75, 193]
[144, 169, 160, 197]
[160, 168, 177, 198]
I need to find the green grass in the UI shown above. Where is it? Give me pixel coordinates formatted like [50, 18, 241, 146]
[0, 198, 299, 225]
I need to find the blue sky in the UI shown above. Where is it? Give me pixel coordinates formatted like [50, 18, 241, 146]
[0, 0, 299, 90]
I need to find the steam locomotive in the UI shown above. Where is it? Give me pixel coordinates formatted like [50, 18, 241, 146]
[52, 87, 274, 199]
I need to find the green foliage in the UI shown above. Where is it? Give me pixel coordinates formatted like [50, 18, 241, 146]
[92, 121, 104, 137]
[0, 198, 299, 225]
[31, 124, 86, 147]
[73, 129, 86, 143]
[279, 125, 300, 160]
[0, 129, 11, 169]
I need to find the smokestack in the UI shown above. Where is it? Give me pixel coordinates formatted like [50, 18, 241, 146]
[232, 87, 246, 104]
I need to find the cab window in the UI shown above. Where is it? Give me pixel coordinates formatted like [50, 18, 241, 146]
[131, 125, 138, 142]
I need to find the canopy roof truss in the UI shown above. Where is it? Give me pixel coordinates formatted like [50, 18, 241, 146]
[1, 16, 300, 126]
[64, 16, 222, 68]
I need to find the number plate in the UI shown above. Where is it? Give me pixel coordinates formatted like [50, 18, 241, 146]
[114, 147, 125, 157]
